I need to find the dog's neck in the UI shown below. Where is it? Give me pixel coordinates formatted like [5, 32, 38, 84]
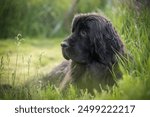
[70, 61, 116, 91]
[71, 61, 111, 80]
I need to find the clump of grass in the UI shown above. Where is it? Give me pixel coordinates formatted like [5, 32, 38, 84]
[0, 36, 63, 99]
[0, 56, 4, 83]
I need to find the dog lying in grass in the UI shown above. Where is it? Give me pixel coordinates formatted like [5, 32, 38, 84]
[0, 13, 126, 97]
[35, 13, 125, 93]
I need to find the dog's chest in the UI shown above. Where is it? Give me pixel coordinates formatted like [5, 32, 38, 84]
[73, 63, 113, 91]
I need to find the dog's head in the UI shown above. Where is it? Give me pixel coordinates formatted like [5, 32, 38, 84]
[61, 13, 124, 66]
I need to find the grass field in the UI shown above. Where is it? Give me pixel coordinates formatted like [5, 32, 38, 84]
[0, 2, 150, 99]
[0, 37, 63, 85]
[0, 34, 149, 100]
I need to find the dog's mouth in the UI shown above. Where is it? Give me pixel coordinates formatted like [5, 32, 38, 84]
[60, 41, 70, 60]
[60, 41, 90, 64]
[61, 47, 70, 60]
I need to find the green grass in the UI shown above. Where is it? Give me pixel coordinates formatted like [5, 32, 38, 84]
[0, 37, 63, 85]
[0, 2, 150, 100]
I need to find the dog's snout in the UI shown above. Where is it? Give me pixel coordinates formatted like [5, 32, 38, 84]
[61, 41, 69, 48]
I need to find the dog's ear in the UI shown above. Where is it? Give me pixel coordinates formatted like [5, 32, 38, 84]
[89, 21, 109, 65]
[89, 18, 124, 66]
[104, 21, 124, 54]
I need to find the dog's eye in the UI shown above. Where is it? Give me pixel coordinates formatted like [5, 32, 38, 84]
[80, 30, 87, 37]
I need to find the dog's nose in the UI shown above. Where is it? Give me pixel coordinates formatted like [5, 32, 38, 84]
[61, 41, 69, 48]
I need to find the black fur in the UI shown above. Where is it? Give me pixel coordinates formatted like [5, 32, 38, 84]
[38, 13, 124, 92]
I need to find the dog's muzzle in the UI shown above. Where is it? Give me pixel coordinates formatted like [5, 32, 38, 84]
[61, 41, 69, 48]
[61, 41, 70, 60]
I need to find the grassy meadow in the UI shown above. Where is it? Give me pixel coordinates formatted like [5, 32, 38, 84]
[0, 0, 150, 99]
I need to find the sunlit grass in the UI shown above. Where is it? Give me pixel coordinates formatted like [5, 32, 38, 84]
[0, 37, 64, 86]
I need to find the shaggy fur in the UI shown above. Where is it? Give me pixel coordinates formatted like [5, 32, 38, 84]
[38, 13, 124, 92]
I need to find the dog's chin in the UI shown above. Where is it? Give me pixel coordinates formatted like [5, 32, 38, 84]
[62, 51, 70, 60]
[62, 52, 86, 64]
[64, 55, 88, 64]
[62, 48, 89, 64]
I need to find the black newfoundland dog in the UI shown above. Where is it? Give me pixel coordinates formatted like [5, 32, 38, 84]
[38, 13, 124, 92]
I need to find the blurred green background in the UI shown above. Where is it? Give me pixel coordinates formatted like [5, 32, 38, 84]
[0, 0, 149, 38]
[0, 0, 109, 38]
[0, 0, 150, 99]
